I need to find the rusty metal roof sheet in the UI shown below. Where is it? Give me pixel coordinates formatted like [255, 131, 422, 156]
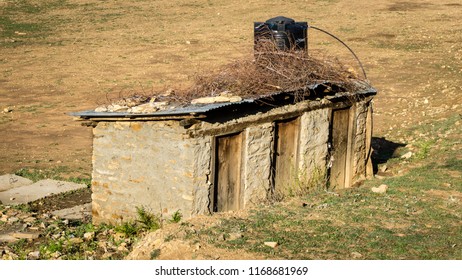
[70, 83, 376, 120]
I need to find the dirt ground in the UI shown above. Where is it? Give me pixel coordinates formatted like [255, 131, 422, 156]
[1, 0, 461, 176]
[1, 0, 461, 261]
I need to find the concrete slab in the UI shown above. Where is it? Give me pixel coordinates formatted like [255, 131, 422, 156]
[0, 174, 33, 192]
[0, 179, 87, 205]
[51, 203, 92, 220]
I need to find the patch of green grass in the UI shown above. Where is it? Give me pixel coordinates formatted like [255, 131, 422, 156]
[115, 221, 139, 237]
[136, 206, 161, 231]
[14, 167, 91, 186]
[170, 210, 182, 223]
[0, 0, 76, 47]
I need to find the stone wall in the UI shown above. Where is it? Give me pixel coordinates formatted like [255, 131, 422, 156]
[298, 108, 331, 178]
[243, 123, 275, 206]
[89, 96, 374, 224]
[91, 121, 195, 224]
[351, 101, 373, 185]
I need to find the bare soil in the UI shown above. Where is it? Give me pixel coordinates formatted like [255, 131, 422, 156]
[1, 0, 461, 260]
[1, 0, 460, 176]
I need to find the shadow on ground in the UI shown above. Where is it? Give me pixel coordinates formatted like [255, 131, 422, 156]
[371, 137, 406, 173]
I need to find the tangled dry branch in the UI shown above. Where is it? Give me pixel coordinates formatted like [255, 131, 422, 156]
[104, 42, 369, 107]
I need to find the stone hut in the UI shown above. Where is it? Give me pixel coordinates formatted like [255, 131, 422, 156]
[73, 83, 376, 224]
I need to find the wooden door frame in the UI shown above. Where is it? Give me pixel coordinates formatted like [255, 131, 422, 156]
[329, 105, 356, 189]
[211, 131, 245, 213]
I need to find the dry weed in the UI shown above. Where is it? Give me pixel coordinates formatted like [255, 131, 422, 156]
[120, 42, 369, 106]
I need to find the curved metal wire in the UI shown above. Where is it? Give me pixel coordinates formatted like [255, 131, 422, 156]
[310, 25, 368, 81]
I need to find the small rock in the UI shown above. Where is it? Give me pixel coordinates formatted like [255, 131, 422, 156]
[11, 232, 40, 240]
[3, 107, 12, 113]
[102, 252, 115, 259]
[41, 213, 51, 219]
[83, 232, 95, 241]
[0, 234, 18, 243]
[264, 241, 279, 248]
[51, 233, 61, 240]
[351, 251, 362, 259]
[28, 251, 40, 260]
[401, 152, 413, 159]
[94, 106, 108, 112]
[190, 95, 242, 104]
[371, 184, 388, 194]
[51, 251, 62, 259]
[69, 237, 84, 244]
[228, 232, 243, 241]
[23, 217, 36, 223]
[117, 242, 128, 252]
[380, 164, 388, 173]
[7, 217, 19, 223]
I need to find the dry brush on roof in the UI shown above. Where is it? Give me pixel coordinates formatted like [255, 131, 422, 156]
[98, 42, 370, 111]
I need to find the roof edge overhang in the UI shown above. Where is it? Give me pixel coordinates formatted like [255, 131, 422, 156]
[70, 83, 377, 122]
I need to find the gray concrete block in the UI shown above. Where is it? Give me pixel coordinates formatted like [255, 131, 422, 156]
[0, 179, 87, 205]
[0, 174, 33, 192]
[51, 203, 92, 220]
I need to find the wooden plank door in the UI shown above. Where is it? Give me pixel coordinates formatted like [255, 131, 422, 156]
[214, 132, 243, 212]
[330, 108, 350, 189]
[273, 118, 300, 194]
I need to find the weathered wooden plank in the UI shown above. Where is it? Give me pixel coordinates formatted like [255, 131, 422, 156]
[330, 108, 350, 189]
[274, 118, 300, 194]
[215, 132, 243, 212]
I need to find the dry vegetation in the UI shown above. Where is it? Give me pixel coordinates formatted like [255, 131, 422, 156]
[1, 0, 461, 261]
[112, 42, 369, 106]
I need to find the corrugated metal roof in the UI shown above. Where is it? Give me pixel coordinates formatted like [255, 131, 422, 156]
[70, 83, 376, 120]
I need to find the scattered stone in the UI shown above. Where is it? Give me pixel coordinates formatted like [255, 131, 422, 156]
[102, 252, 115, 259]
[371, 184, 388, 194]
[28, 251, 40, 260]
[69, 237, 84, 244]
[8, 217, 19, 223]
[117, 242, 129, 252]
[401, 151, 413, 159]
[0, 234, 18, 243]
[190, 95, 242, 104]
[351, 251, 362, 259]
[23, 217, 36, 223]
[51, 233, 61, 240]
[12, 232, 40, 240]
[51, 251, 62, 259]
[228, 232, 243, 241]
[264, 241, 279, 248]
[83, 232, 95, 241]
[128, 101, 170, 113]
[51, 203, 92, 220]
[380, 164, 388, 173]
